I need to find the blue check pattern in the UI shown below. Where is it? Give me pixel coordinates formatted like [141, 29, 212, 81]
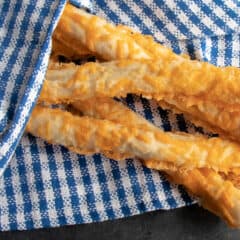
[0, 0, 239, 231]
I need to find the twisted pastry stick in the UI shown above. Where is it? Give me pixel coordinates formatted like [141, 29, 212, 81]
[54, 3, 150, 60]
[27, 104, 240, 172]
[71, 97, 240, 227]
[55, 3, 188, 62]
[71, 97, 240, 172]
[39, 59, 240, 111]
[115, 25, 240, 139]
[117, 30, 240, 139]
[128, 25, 240, 138]
[72, 97, 240, 180]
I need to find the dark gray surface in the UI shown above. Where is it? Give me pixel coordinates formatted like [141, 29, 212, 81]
[1, 204, 239, 240]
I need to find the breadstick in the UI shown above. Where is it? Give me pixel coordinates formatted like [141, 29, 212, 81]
[72, 97, 240, 175]
[39, 60, 240, 111]
[72, 97, 240, 227]
[26, 105, 240, 172]
[115, 25, 240, 137]
[54, 3, 240, 110]
[123, 26, 240, 138]
[70, 97, 240, 172]
[54, 3, 150, 60]
[71, 97, 240, 174]
[55, 3, 188, 62]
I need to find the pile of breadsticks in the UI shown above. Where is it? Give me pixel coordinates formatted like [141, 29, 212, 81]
[26, 3, 240, 227]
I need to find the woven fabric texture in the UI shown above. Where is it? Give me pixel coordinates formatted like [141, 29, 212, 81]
[0, 0, 239, 231]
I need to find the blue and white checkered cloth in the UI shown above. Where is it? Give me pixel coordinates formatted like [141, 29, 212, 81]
[0, 0, 240, 231]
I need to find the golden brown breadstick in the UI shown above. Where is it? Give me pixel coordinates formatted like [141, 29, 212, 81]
[116, 24, 186, 60]
[55, 3, 188, 62]
[72, 97, 240, 180]
[39, 60, 240, 111]
[55, 3, 240, 110]
[122, 24, 240, 139]
[27, 105, 134, 157]
[70, 97, 240, 172]
[143, 157, 240, 187]
[72, 97, 240, 227]
[54, 3, 150, 60]
[27, 105, 240, 172]
[125, 29, 240, 139]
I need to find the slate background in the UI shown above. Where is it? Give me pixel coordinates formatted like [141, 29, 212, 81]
[1, 204, 239, 240]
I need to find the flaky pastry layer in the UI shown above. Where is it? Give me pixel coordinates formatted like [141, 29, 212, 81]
[55, 3, 187, 62]
[71, 98, 240, 172]
[27, 105, 240, 172]
[54, 3, 150, 60]
[52, 37, 91, 60]
[39, 59, 240, 111]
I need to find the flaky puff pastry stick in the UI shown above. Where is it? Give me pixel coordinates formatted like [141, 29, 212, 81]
[72, 96, 240, 180]
[114, 24, 240, 139]
[112, 25, 240, 138]
[55, 3, 196, 66]
[27, 104, 240, 172]
[55, 3, 240, 110]
[55, 3, 188, 62]
[54, 3, 190, 66]
[117, 25, 240, 139]
[114, 30, 240, 140]
[71, 97, 240, 173]
[71, 97, 240, 227]
[39, 60, 240, 111]
[54, 3, 150, 61]
[58, 3, 194, 61]
[131, 30, 240, 140]
[158, 100, 240, 141]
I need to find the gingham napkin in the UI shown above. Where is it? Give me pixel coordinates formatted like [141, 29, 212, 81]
[0, 0, 240, 231]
